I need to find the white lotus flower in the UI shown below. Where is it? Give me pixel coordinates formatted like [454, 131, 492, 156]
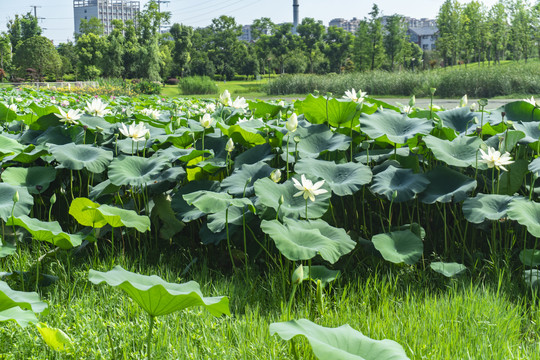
[479, 146, 514, 171]
[460, 94, 468, 108]
[119, 122, 150, 142]
[141, 108, 161, 120]
[286, 113, 298, 132]
[278, 100, 286, 107]
[231, 96, 248, 110]
[270, 169, 282, 183]
[225, 138, 235, 152]
[401, 105, 412, 114]
[15, 97, 22, 102]
[84, 98, 111, 117]
[200, 113, 212, 128]
[523, 96, 538, 107]
[8, 104, 17, 112]
[220, 90, 232, 106]
[205, 103, 216, 112]
[343, 88, 367, 103]
[55, 108, 82, 125]
[292, 174, 328, 202]
[60, 100, 70, 107]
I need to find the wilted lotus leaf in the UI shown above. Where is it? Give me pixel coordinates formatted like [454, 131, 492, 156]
[295, 158, 372, 196]
[507, 198, 540, 237]
[0, 184, 34, 222]
[270, 319, 410, 360]
[360, 110, 432, 145]
[419, 166, 476, 204]
[108, 155, 167, 187]
[372, 230, 423, 265]
[1, 166, 56, 194]
[88, 265, 230, 317]
[254, 177, 330, 220]
[370, 165, 429, 203]
[221, 162, 274, 197]
[6, 215, 83, 249]
[462, 194, 517, 224]
[49, 143, 113, 173]
[423, 135, 485, 168]
[260, 218, 355, 263]
[430, 262, 467, 277]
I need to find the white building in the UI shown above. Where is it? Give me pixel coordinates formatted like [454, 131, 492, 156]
[73, 0, 140, 36]
[408, 26, 439, 51]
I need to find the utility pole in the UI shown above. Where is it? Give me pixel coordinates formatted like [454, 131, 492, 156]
[30, 5, 42, 19]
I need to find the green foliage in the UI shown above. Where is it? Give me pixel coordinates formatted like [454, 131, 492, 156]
[13, 36, 62, 79]
[133, 80, 162, 95]
[178, 76, 218, 95]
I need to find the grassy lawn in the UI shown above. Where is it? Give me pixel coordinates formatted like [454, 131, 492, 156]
[2, 246, 540, 359]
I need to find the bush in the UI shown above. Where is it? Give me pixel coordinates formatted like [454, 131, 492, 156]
[134, 80, 162, 95]
[178, 76, 218, 95]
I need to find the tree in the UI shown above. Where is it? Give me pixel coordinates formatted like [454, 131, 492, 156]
[352, 20, 370, 71]
[123, 20, 141, 78]
[297, 18, 325, 73]
[207, 16, 243, 80]
[267, 23, 298, 74]
[7, 12, 41, 49]
[13, 36, 61, 79]
[251, 18, 276, 76]
[76, 32, 107, 79]
[57, 41, 79, 77]
[170, 23, 193, 77]
[508, 0, 534, 62]
[0, 33, 12, 76]
[102, 20, 125, 78]
[77, 17, 104, 38]
[488, 2, 509, 64]
[251, 17, 276, 40]
[461, 1, 485, 66]
[436, 0, 461, 66]
[367, 4, 385, 70]
[384, 14, 407, 70]
[323, 26, 352, 73]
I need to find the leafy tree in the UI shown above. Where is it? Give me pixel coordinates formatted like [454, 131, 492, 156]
[251, 18, 276, 76]
[76, 33, 107, 79]
[367, 4, 385, 70]
[207, 16, 242, 80]
[57, 41, 79, 77]
[297, 18, 325, 73]
[102, 20, 125, 78]
[323, 26, 352, 73]
[0, 33, 12, 76]
[251, 17, 276, 40]
[461, 1, 485, 66]
[352, 20, 370, 71]
[123, 20, 141, 78]
[384, 14, 407, 70]
[238, 44, 259, 79]
[7, 13, 41, 49]
[77, 17, 104, 38]
[170, 23, 193, 77]
[508, 0, 534, 62]
[436, 0, 461, 66]
[13, 36, 61, 79]
[488, 2, 509, 64]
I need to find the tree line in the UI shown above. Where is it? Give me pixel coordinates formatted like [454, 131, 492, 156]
[0, 0, 538, 83]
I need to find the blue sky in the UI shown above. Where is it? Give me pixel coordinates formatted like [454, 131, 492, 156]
[1, 0, 499, 44]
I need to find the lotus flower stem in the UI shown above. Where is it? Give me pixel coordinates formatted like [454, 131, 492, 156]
[146, 314, 155, 360]
[201, 129, 205, 151]
[225, 206, 235, 270]
[286, 134, 290, 180]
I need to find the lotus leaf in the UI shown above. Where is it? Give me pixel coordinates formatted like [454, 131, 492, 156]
[370, 165, 429, 203]
[1, 166, 56, 194]
[294, 94, 361, 128]
[217, 122, 266, 147]
[419, 166, 476, 204]
[88, 265, 230, 317]
[423, 135, 485, 168]
[96, 204, 150, 232]
[234, 143, 274, 168]
[68, 197, 107, 228]
[519, 250, 540, 267]
[6, 215, 83, 249]
[282, 121, 350, 159]
[88, 179, 121, 201]
[430, 262, 467, 277]
[108, 155, 167, 187]
[507, 198, 540, 237]
[529, 157, 540, 174]
[7, 145, 49, 164]
[183, 191, 254, 214]
[151, 194, 185, 239]
[0, 184, 34, 222]
[254, 177, 330, 219]
[36, 323, 74, 352]
[499, 101, 540, 123]
[295, 158, 372, 196]
[436, 107, 478, 135]
[155, 147, 212, 164]
[33, 125, 84, 146]
[0, 241, 16, 258]
[372, 230, 423, 265]
[260, 218, 355, 263]
[171, 181, 221, 222]
[49, 143, 113, 173]
[360, 110, 432, 145]
[0, 307, 38, 328]
[497, 159, 529, 195]
[248, 99, 283, 118]
[462, 194, 516, 224]
[270, 319, 410, 360]
[0, 280, 48, 314]
[485, 131, 525, 153]
[355, 148, 410, 165]
[207, 206, 248, 233]
[0, 103, 17, 122]
[512, 122, 540, 144]
[303, 266, 340, 287]
[221, 162, 274, 197]
[524, 270, 540, 288]
[0, 134, 25, 160]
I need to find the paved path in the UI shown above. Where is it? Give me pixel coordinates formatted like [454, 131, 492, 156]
[383, 98, 519, 109]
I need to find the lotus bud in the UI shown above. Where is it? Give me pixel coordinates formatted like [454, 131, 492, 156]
[12, 191, 19, 203]
[291, 264, 304, 285]
[326, 92, 333, 98]
[313, 90, 320, 96]
[50, 193, 57, 205]
[316, 279, 324, 313]
[409, 95, 416, 107]
[430, 88, 436, 96]
[293, 136, 301, 144]
[225, 138, 235, 152]
[286, 113, 298, 132]
[279, 195, 284, 205]
[145, 132, 151, 140]
[270, 169, 282, 183]
[392, 190, 398, 200]
[457, 95, 468, 108]
[506, 120, 513, 128]
[478, 99, 488, 107]
[200, 113, 212, 129]
[470, 103, 478, 112]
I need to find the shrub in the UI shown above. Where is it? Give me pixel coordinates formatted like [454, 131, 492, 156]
[178, 76, 218, 95]
[134, 80, 162, 95]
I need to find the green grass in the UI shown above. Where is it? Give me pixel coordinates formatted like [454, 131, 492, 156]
[162, 79, 269, 99]
[2, 246, 540, 359]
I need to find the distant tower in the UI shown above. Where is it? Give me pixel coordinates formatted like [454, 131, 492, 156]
[293, 0, 299, 34]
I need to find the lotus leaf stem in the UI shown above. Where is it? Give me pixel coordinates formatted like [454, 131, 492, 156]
[146, 314, 155, 360]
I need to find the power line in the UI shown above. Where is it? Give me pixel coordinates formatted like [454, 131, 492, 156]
[178, 0, 262, 24]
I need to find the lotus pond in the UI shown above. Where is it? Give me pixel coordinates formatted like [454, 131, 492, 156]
[1, 88, 540, 359]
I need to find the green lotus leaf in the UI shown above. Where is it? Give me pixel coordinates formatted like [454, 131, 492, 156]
[529, 157, 540, 174]
[303, 266, 340, 287]
[151, 194, 185, 239]
[524, 270, 540, 288]
[0, 280, 48, 314]
[183, 191, 254, 214]
[0, 241, 16, 258]
[171, 181, 221, 222]
[485, 131, 525, 153]
[499, 101, 540, 123]
[96, 204, 150, 232]
[282, 122, 350, 159]
[78, 115, 115, 133]
[88, 179, 121, 201]
[497, 159, 529, 195]
[423, 135, 484, 168]
[519, 249, 540, 267]
[49, 143, 113, 173]
[0, 307, 38, 328]
[36, 322, 74, 352]
[293, 94, 362, 128]
[430, 262, 467, 277]
[154, 129, 194, 148]
[155, 147, 212, 164]
[512, 122, 540, 144]
[419, 166, 476, 204]
[360, 110, 432, 145]
[462, 194, 516, 224]
[88, 265, 230, 317]
[295, 158, 372, 196]
[370, 165, 429, 203]
[221, 162, 274, 197]
[0, 134, 25, 160]
[372, 230, 423, 265]
[355, 147, 410, 165]
[254, 177, 330, 220]
[207, 206, 249, 233]
[248, 100, 283, 118]
[0, 103, 17, 122]
[260, 218, 355, 263]
[7, 145, 49, 164]
[217, 122, 266, 147]
[108, 155, 168, 187]
[507, 198, 540, 237]
[33, 125, 84, 146]
[270, 319, 410, 360]
[68, 197, 107, 228]
[1, 166, 56, 194]
[6, 215, 82, 249]
[436, 107, 477, 135]
[234, 143, 274, 168]
[0, 184, 34, 222]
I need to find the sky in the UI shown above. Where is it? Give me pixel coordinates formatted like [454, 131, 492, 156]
[1, 0, 500, 44]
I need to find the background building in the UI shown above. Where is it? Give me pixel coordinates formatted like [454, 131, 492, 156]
[73, 0, 140, 35]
